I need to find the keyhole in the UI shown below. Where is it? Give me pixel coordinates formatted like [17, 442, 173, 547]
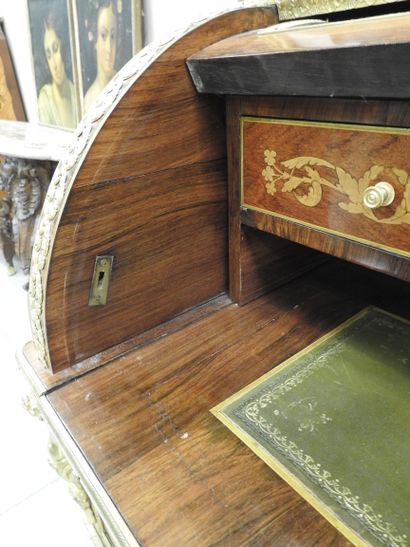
[97, 270, 105, 289]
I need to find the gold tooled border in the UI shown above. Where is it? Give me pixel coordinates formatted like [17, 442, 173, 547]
[211, 306, 410, 547]
[240, 116, 410, 259]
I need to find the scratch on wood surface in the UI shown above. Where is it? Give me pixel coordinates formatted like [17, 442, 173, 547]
[145, 391, 227, 509]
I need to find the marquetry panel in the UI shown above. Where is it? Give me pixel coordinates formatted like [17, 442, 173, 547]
[242, 117, 410, 258]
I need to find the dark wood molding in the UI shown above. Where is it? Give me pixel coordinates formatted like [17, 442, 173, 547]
[187, 12, 410, 98]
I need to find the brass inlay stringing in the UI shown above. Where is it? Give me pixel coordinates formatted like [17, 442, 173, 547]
[261, 149, 410, 225]
[89, 255, 114, 306]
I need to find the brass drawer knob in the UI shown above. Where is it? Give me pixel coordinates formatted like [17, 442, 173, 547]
[363, 181, 395, 209]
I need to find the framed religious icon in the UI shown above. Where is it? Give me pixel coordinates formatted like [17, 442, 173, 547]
[0, 22, 26, 121]
[73, 0, 142, 114]
[27, 0, 80, 129]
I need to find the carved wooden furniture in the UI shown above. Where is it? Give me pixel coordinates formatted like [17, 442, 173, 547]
[188, 10, 410, 293]
[18, 3, 409, 546]
[0, 121, 71, 274]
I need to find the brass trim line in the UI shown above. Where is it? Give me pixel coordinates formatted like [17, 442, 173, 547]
[241, 202, 410, 258]
[241, 115, 410, 137]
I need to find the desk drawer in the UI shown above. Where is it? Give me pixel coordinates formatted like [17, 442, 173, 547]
[241, 117, 410, 258]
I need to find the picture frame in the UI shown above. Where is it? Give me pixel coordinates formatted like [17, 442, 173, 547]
[27, 0, 80, 130]
[0, 21, 26, 121]
[73, 0, 143, 115]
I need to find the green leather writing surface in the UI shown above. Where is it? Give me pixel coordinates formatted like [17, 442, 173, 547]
[212, 308, 410, 547]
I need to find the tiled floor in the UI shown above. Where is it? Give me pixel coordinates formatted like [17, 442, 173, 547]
[0, 264, 94, 546]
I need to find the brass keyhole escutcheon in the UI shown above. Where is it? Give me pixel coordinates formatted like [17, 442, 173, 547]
[89, 255, 114, 306]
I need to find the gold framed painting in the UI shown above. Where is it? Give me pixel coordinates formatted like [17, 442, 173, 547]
[72, 0, 142, 115]
[0, 22, 26, 121]
[27, 0, 80, 130]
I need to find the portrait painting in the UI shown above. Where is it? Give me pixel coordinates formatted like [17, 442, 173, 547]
[0, 23, 26, 121]
[74, 0, 142, 114]
[27, 0, 79, 129]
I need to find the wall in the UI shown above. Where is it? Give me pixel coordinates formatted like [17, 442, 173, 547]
[0, 0, 242, 125]
[143, 0, 242, 43]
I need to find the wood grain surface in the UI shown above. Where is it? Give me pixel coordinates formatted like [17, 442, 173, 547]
[235, 225, 328, 305]
[44, 7, 278, 372]
[242, 208, 410, 282]
[48, 258, 410, 546]
[22, 295, 231, 395]
[228, 95, 410, 283]
[226, 97, 326, 305]
[187, 11, 410, 98]
[191, 11, 410, 59]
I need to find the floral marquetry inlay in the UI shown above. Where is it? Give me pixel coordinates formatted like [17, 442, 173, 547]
[262, 148, 410, 225]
